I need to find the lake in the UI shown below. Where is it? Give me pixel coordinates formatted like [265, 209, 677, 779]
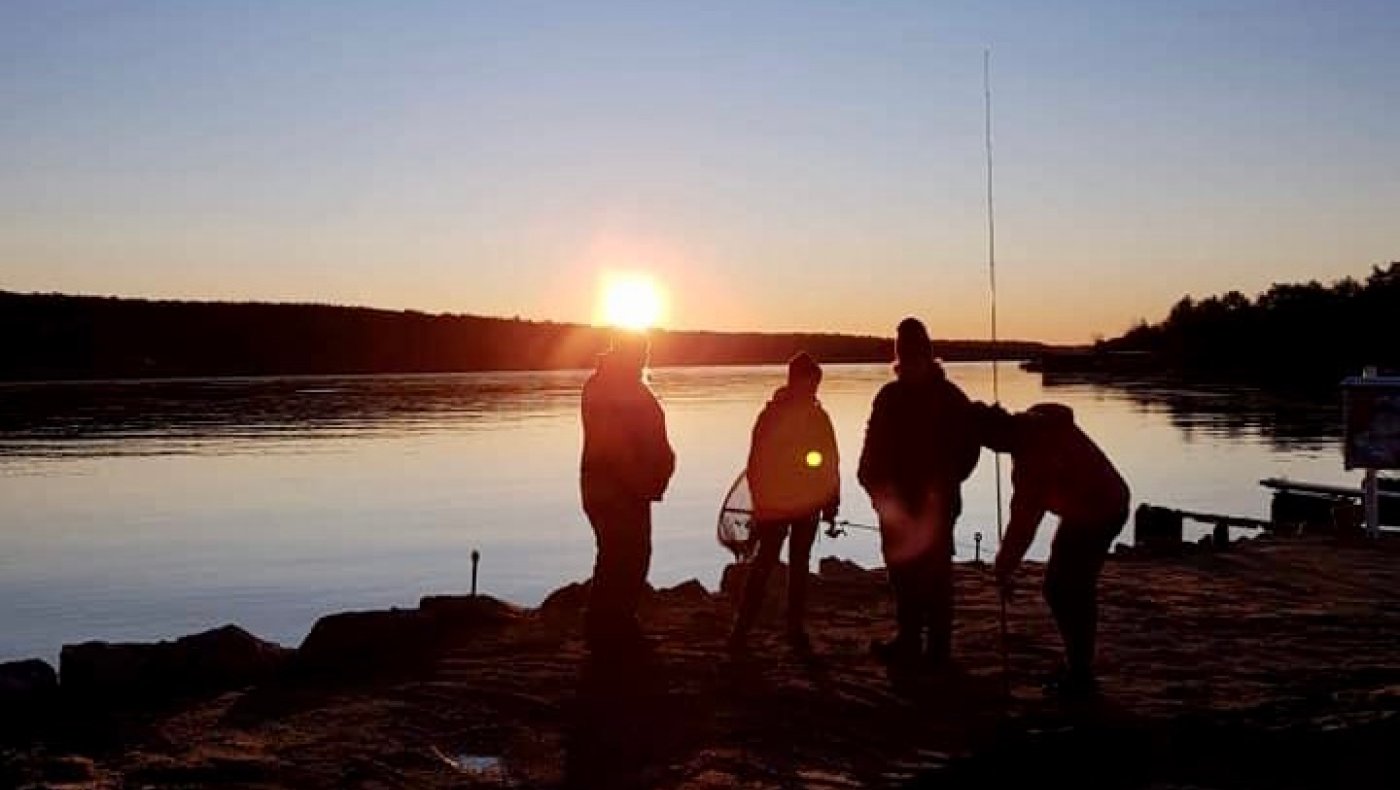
[0, 363, 1353, 662]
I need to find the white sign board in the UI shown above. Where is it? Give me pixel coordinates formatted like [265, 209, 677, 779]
[1343, 376, 1400, 470]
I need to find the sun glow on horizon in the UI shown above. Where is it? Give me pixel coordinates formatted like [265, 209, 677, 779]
[598, 273, 666, 331]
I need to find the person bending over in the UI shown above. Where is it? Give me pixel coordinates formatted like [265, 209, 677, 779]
[984, 403, 1130, 695]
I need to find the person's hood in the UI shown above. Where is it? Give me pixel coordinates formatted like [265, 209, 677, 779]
[1026, 402, 1075, 426]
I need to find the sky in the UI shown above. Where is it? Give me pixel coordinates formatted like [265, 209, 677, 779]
[2, 1, 1397, 343]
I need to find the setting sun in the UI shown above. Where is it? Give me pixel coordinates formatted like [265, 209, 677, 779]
[599, 274, 666, 331]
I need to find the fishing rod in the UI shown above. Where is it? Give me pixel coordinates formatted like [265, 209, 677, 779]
[985, 48, 1012, 699]
[828, 518, 880, 533]
[822, 518, 984, 559]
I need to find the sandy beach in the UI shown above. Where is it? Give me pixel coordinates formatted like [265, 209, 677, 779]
[4, 535, 1400, 789]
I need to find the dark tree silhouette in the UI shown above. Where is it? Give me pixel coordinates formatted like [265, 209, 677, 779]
[1101, 262, 1400, 385]
[0, 293, 1045, 381]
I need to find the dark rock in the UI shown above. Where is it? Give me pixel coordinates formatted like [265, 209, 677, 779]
[1271, 491, 1337, 532]
[652, 579, 711, 606]
[60, 625, 289, 701]
[41, 755, 96, 783]
[420, 594, 522, 627]
[61, 641, 155, 698]
[0, 659, 59, 736]
[538, 579, 659, 618]
[0, 659, 57, 706]
[1134, 505, 1183, 551]
[539, 581, 591, 617]
[297, 608, 438, 676]
[170, 625, 291, 688]
[818, 556, 869, 582]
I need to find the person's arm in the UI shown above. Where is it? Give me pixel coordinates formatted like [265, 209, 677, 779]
[994, 473, 1046, 583]
[745, 406, 772, 505]
[818, 407, 840, 520]
[655, 404, 676, 492]
[632, 389, 675, 501]
[939, 386, 984, 485]
[856, 388, 892, 493]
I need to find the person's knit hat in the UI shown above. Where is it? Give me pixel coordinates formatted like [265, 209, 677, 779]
[787, 351, 822, 383]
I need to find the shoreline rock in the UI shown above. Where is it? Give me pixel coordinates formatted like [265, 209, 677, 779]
[59, 624, 289, 702]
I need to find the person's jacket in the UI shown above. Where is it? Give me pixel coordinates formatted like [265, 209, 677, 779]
[1008, 403, 1130, 529]
[747, 386, 840, 522]
[857, 361, 981, 513]
[580, 355, 675, 503]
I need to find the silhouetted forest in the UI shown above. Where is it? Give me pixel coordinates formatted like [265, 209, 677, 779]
[1100, 262, 1400, 384]
[0, 292, 1046, 381]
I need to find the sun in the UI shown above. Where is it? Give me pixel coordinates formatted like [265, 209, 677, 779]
[599, 274, 666, 331]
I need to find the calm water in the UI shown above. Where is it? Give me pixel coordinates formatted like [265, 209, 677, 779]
[0, 364, 1352, 662]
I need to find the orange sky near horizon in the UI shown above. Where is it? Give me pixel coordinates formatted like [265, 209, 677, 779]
[8, 226, 1390, 345]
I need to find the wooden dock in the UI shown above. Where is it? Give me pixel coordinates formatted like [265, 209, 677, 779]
[1260, 477, 1400, 500]
[1260, 477, 1399, 529]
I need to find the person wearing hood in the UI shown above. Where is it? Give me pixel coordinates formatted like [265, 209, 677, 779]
[983, 402, 1130, 695]
[858, 318, 982, 667]
[729, 352, 840, 654]
[579, 331, 676, 651]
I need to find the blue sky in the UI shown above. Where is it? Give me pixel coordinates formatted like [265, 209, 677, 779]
[2, 1, 1397, 342]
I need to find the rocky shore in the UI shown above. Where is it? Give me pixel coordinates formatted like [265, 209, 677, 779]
[4, 536, 1399, 789]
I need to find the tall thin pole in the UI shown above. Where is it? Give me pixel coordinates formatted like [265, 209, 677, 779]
[985, 47, 1011, 697]
[985, 49, 1000, 407]
[985, 53, 1004, 533]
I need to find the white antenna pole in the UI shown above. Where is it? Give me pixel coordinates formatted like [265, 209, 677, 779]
[985, 47, 1011, 696]
[985, 49, 1005, 542]
[985, 49, 1000, 405]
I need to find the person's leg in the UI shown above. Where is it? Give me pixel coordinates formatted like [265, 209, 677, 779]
[614, 498, 653, 639]
[785, 517, 819, 639]
[925, 515, 955, 664]
[872, 490, 924, 663]
[1044, 520, 1112, 685]
[584, 497, 622, 643]
[731, 522, 787, 645]
[870, 561, 925, 664]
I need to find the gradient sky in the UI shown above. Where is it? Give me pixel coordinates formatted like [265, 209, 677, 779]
[3, 1, 1397, 343]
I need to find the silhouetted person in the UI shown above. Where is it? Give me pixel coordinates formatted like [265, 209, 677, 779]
[729, 352, 840, 654]
[983, 403, 1130, 696]
[858, 318, 981, 668]
[580, 332, 675, 651]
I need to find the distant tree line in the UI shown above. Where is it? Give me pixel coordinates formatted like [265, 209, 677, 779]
[1100, 262, 1400, 384]
[0, 292, 1046, 381]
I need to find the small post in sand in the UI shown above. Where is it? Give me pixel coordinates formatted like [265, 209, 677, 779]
[471, 549, 481, 597]
[1362, 368, 1381, 538]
